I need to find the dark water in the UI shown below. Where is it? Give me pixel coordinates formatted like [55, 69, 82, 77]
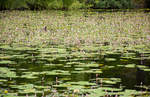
[0, 44, 150, 97]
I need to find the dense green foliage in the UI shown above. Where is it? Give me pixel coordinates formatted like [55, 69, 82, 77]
[0, 0, 80, 10]
[0, 0, 149, 10]
[93, 0, 134, 9]
[0, 0, 27, 10]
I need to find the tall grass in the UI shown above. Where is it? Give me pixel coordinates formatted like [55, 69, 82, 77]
[0, 10, 150, 49]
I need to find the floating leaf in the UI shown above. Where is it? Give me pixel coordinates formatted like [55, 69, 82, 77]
[142, 69, 150, 72]
[0, 60, 16, 65]
[66, 81, 96, 86]
[105, 58, 116, 62]
[125, 64, 136, 68]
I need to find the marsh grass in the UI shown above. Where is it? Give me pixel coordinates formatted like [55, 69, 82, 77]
[0, 10, 150, 50]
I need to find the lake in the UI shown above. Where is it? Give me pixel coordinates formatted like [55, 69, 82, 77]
[0, 9, 150, 97]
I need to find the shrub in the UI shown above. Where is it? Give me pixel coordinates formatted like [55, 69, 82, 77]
[0, 0, 27, 10]
[26, 0, 50, 10]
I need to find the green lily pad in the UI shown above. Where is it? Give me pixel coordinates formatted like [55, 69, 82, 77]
[0, 79, 7, 82]
[12, 54, 28, 59]
[68, 85, 84, 90]
[137, 65, 148, 69]
[117, 64, 124, 67]
[66, 81, 96, 86]
[2, 93, 18, 97]
[0, 55, 13, 60]
[122, 53, 136, 57]
[108, 66, 115, 68]
[79, 46, 100, 52]
[34, 85, 50, 89]
[45, 64, 63, 67]
[13, 47, 36, 51]
[0, 45, 12, 50]
[105, 58, 116, 62]
[0, 67, 17, 78]
[21, 74, 38, 79]
[10, 84, 34, 90]
[38, 48, 66, 54]
[18, 88, 36, 94]
[0, 60, 16, 65]
[40, 70, 70, 76]
[103, 80, 116, 84]
[142, 69, 150, 71]
[74, 68, 84, 71]
[53, 84, 71, 88]
[74, 63, 99, 68]
[71, 70, 93, 74]
[125, 64, 136, 68]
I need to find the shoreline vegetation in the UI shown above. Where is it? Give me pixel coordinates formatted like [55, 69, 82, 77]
[0, 10, 150, 51]
[0, 0, 150, 10]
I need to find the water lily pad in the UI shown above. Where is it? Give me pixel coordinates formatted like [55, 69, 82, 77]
[34, 85, 50, 89]
[2, 93, 18, 97]
[101, 87, 122, 91]
[120, 89, 141, 96]
[105, 58, 116, 62]
[37, 54, 52, 58]
[125, 64, 136, 68]
[91, 69, 103, 74]
[136, 65, 148, 69]
[74, 63, 99, 68]
[87, 88, 105, 97]
[74, 68, 84, 71]
[68, 85, 84, 90]
[0, 67, 17, 78]
[105, 51, 121, 55]
[66, 62, 83, 65]
[108, 66, 115, 68]
[59, 77, 71, 81]
[117, 64, 124, 67]
[66, 81, 96, 86]
[0, 45, 12, 50]
[0, 60, 16, 65]
[103, 80, 116, 84]
[0, 79, 7, 82]
[13, 47, 36, 51]
[0, 55, 13, 60]
[53, 84, 71, 88]
[99, 64, 104, 67]
[10, 84, 34, 90]
[142, 69, 150, 71]
[21, 72, 39, 79]
[40, 70, 70, 76]
[122, 53, 136, 57]
[79, 46, 100, 52]
[71, 70, 93, 74]
[38, 48, 66, 54]
[18, 88, 36, 94]
[12, 54, 28, 59]
[45, 64, 63, 67]
[21, 74, 38, 79]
